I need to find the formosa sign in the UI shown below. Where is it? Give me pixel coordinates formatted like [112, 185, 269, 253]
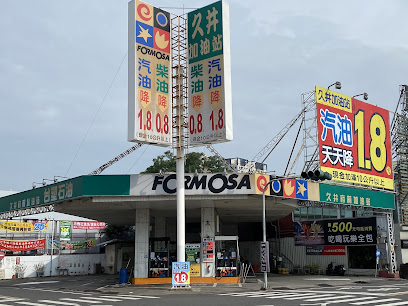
[316, 86, 393, 190]
[128, 0, 172, 146]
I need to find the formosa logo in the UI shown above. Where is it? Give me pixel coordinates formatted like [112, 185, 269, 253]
[152, 174, 251, 194]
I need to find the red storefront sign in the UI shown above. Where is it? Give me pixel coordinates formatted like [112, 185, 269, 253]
[72, 221, 106, 230]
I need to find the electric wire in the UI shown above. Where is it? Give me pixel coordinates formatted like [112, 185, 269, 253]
[65, 51, 128, 176]
[127, 144, 150, 174]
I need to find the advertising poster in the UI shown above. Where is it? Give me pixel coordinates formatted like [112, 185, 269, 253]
[0, 239, 45, 251]
[59, 221, 72, 241]
[294, 221, 324, 246]
[322, 217, 377, 245]
[172, 262, 190, 287]
[0, 221, 49, 232]
[316, 86, 393, 190]
[72, 221, 106, 230]
[128, 0, 172, 146]
[188, 0, 233, 145]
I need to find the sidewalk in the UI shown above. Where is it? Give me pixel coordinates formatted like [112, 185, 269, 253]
[98, 273, 405, 295]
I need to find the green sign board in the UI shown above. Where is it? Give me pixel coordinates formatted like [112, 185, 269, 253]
[319, 183, 395, 210]
[0, 175, 130, 213]
[188, 0, 223, 64]
[59, 221, 72, 241]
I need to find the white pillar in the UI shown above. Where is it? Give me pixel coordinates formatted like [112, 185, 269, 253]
[176, 150, 185, 262]
[134, 208, 150, 278]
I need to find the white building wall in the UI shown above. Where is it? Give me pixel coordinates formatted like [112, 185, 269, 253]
[0, 253, 105, 279]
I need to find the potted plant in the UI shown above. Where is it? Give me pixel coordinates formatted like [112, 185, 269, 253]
[12, 264, 26, 279]
[34, 262, 45, 277]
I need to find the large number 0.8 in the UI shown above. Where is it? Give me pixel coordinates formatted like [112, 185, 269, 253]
[354, 110, 387, 172]
[189, 114, 203, 134]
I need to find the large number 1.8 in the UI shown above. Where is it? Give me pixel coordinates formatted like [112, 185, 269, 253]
[354, 110, 387, 172]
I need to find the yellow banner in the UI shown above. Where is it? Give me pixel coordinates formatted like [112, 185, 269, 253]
[315, 86, 352, 113]
[0, 221, 49, 232]
[321, 166, 394, 190]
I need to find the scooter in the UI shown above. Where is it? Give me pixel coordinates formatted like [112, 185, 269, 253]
[326, 262, 346, 276]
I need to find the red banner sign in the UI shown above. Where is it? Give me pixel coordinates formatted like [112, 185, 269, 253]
[72, 221, 106, 230]
[0, 239, 45, 251]
[316, 86, 393, 190]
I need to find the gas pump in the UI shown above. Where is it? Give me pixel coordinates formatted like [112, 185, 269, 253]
[215, 236, 239, 277]
[201, 237, 215, 277]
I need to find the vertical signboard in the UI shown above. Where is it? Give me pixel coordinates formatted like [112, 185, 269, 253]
[188, 0, 233, 145]
[260, 242, 270, 273]
[316, 86, 393, 190]
[128, 0, 172, 146]
[59, 221, 71, 241]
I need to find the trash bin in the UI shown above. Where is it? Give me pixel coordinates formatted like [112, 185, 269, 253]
[119, 268, 128, 284]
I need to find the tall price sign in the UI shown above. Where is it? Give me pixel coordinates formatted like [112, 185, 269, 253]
[187, 0, 233, 145]
[316, 86, 393, 190]
[128, 0, 172, 146]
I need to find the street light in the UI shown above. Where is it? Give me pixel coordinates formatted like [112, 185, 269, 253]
[328, 81, 341, 90]
[353, 93, 368, 100]
[32, 182, 43, 189]
[42, 179, 54, 186]
[53, 176, 69, 183]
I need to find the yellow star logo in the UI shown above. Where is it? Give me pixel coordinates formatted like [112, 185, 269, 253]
[137, 25, 152, 43]
[297, 181, 307, 196]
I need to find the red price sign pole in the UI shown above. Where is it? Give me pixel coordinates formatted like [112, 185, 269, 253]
[172, 262, 190, 288]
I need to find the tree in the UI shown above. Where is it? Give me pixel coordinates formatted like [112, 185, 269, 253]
[142, 150, 225, 173]
[105, 224, 135, 241]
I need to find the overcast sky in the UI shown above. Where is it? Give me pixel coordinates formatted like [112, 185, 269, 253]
[1, 0, 406, 192]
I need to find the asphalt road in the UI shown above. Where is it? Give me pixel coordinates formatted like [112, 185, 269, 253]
[0, 274, 408, 305]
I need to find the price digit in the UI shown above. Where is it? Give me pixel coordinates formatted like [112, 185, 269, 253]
[156, 113, 161, 132]
[146, 111, 152, 130]
[138, 109, 143, 129]
[197, 114, 203, 133]
[189, 115, 195, 134]
[164, 115, 169, 134]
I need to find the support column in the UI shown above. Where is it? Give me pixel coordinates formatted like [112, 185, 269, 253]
[134, 208, 150, 278]
[201, 207, 217, 277]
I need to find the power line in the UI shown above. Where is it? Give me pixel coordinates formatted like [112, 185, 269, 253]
[65, 51, 128, 176]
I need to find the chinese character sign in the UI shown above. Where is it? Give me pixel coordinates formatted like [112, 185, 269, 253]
[316, 86, 393, 190]
[172, 261, 190, 287]
[188, 0, 233, 145]
[72, 221, 106, 230]
[128, 0, 172, 146]
[322, 217, 377, 245]
[0, 221, 49, 232]
[0, 239, 46, 251]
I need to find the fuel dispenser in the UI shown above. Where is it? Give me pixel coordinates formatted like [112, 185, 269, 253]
[215, 236, 239, 277]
